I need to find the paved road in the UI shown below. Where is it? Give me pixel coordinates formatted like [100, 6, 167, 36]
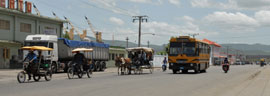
[0, 65, 265, 96]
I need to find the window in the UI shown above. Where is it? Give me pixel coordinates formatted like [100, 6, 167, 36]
[109, 53, 111, 60]
[120, 54, 124, 57]
[18, 49, 23, 60]
[112, 53, 115, 60]
[49, 43, 53, 48]
[0, 19, 10, 30]
[3, 48, 10, 59]
[20, 23, 31, 33]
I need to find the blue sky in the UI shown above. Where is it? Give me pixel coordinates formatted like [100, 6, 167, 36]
[26, 0, 270, 45]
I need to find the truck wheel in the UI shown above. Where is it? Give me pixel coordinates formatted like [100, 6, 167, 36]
[93, 62, 97, 71]
[173, 69, 178, 74]
[201, 70, 206, 73]
[100, 62, 106, 71]
[51, 62, 57, 73]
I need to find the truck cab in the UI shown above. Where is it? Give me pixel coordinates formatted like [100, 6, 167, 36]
[24, 35, 59, 72]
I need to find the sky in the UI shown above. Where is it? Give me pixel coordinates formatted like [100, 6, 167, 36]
[25, 0, 270, 45]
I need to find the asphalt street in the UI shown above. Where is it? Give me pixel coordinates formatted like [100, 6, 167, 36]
[0, 65, 265, 96]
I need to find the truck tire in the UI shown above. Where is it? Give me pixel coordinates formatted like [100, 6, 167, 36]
[101, 62, 106, 71]
[93, 61, 97, 71]
[51, 62, 57, 73]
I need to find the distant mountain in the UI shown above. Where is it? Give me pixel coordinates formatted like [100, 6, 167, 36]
[220, 44, 270, 55]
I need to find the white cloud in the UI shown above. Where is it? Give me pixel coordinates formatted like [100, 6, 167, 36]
[203, 11, 259, 31]
[176, 16, 195, 22]
[255, 10, 270, 26]
[168, 0, 181, 5]
[109, 17, 125, 25]
[128, 0, 152, 3]
[191, 0, 270, 10]
[89, 0, 137, 16]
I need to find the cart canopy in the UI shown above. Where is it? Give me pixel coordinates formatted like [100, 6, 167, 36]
[21, 46, 53, 51]
[72, 48, 93, 52]
[126, 47, 154, 53]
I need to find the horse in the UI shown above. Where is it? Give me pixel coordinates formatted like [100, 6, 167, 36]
[115, 56, 131, 75]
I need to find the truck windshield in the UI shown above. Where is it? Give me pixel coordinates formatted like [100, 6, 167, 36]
[24, 42, 48, 47]
[169, 42, 195, 56]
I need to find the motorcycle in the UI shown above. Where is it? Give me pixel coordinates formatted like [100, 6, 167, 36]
[260, 61, 265, 67]
[222, 63, 230, 73]
[162, 64, 167, 72]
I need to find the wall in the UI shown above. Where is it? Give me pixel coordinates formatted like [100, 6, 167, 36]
[0, 42, 21, 68]
[0, 13, 14, 40]
[106, 48, 127, 67]
[0, 10, 64, 69]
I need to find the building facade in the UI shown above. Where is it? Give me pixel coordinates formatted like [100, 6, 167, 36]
[203, 39, 222, 65]
[106, 46, 127, 67]
[0, 7, 65, 68]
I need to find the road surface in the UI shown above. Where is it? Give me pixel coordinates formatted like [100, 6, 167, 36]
[0, 65, 268, 96]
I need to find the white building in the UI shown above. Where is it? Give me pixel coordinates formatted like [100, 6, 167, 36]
[203, 39, 222, 65]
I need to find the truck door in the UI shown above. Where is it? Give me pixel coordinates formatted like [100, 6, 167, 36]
[49, 42, 58, 61]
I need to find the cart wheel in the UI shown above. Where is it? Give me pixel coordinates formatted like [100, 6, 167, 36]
[67, 68, 74, 79]
[77, 68, 83, 78]
[17, 71, 26, 83]
[33, 74, 41, 82]
[44, 71, 52, 81]
[86, 69, 92, 78]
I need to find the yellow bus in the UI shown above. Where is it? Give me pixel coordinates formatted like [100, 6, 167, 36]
[167, 36, 210, 74]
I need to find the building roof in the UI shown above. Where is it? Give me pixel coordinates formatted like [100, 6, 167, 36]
[0, 7, 67, 23]
[202, 39, 221, 47]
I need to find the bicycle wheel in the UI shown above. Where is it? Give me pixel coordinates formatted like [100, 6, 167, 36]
[67, 68, 74, 79]
[17, 71, 26, 83]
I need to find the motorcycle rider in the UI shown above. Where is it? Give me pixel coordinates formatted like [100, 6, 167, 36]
[224, 58, 229, 64]
[223, 58, 230, 72]
[260, 58, 265, 67]
[162, 57, 167, 71]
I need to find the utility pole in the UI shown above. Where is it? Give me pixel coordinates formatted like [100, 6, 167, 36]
[147, 41, 150, 48]
[126, 37, 129, 48]
[133, 15, 148, 47]
[188, 33, 199, 38]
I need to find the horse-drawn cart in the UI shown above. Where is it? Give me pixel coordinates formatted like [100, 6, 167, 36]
[115, 47, 154, 75]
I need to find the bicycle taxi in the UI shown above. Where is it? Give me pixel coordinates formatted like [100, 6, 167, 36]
[17, 46, 53, 83]
[67, 48, 93, 79]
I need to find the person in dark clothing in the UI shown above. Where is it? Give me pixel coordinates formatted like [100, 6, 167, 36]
[224, 58, 229, 64]
[23, 50, 38, 81]
[73, 51, 86, 65]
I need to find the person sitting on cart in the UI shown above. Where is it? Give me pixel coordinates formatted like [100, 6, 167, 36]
[23, 49, 38, 81]
[73, 51, 86, 69]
